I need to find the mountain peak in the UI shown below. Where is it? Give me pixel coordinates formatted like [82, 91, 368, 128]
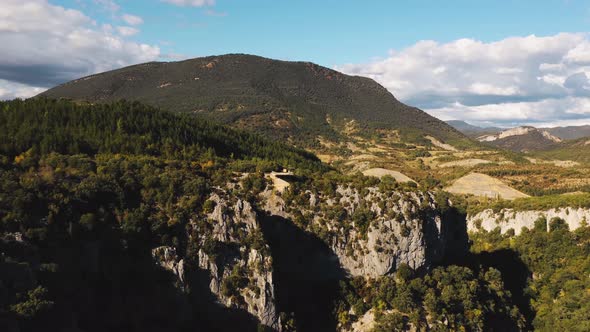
[41, 54, 467, 147]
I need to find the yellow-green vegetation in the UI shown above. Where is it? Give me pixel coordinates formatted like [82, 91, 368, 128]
[311, 118, 590, 202]
[534, 137, 590, 163]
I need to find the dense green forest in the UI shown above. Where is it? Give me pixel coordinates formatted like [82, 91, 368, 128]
[0, 98, 323, 172]
[335, 264, 525, 331]
[470, 222, 590, 331]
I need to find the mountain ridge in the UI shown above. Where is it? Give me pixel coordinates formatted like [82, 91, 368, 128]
[40, 53, 469, 147]
[448, 120, 590, 141]
[476, 126, 561, 152]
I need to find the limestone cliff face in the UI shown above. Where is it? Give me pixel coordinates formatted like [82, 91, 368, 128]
[151, 191, 281, 330]
[468, 207, 590, 235]
[194, 192, 280, 330]
[264, 186, 449, 277]
[152, 246, 186, 291]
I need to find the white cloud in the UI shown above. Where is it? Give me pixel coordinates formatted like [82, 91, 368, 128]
[468, 83, 520, 96]
[0, 79, 45, 100]
[427, 97, 590, 127]
[0, 0, 160, 98]
[117, 26, 139, 36]
[337, 33, 590, 126]
[162, 0, 215, 7]
[122, 14, 143, 26]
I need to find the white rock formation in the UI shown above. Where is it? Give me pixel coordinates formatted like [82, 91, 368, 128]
[468, 207, 590, 235]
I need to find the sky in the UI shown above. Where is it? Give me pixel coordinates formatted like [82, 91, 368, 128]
[3, 0, 590, 127]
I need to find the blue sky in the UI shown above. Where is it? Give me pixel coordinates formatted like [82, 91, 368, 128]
[54, 0, 590, 67]
[3, 0, 590, 127]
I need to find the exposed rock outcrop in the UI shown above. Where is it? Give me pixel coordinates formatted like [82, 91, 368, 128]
[152, 246, 186, 291]
[264, 186, 451, 277]
[151, 183, 462, 330]
[193, 192, 281, 330]
[468, 207, 590, 235]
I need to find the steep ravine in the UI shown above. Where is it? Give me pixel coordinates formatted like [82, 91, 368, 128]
[153, 186, 468, 331]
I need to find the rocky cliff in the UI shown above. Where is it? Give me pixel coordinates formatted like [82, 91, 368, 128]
[468, 207, 590, 235]
[264, 186, 452, 277]
[151, 182, 461, 331]
[151, 189, 281, 330]
[194, 191, 280, 330]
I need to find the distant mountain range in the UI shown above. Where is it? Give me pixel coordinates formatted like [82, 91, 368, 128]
[447, 120, 590, 152]
[447, 120, 590, 141]
[40, 54, 468, 147]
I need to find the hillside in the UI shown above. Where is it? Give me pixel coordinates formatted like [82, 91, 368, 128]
[40, 54, 468, 147]
[0, 98, 323, 172]
[534, 137, 590, 163]
[478, 126, 562, 152]
[544, 125, 590, 140]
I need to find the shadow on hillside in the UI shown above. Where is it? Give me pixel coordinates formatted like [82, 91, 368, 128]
[440, 243, 534, 330]
[472, 249, 534, 330]
[1, 234, 262, 332]
[436, 206, 534, 330]
[260, 214, 346, 332]
[186, 265, 263, 332]
[433, 205, 470, 268]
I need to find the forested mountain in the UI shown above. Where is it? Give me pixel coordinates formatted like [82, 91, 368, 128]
[40, 54, 468, 147]
[470, 222, 590, 331]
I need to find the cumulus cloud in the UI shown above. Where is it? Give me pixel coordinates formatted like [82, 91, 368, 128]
[122, 14, 143, 26]
[428, 97, 590, 127]
[0, 79, 45, 100]
[0, 0, 160, 99]
[162, 0, 215, 7]
[337, 33, 590, 127]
